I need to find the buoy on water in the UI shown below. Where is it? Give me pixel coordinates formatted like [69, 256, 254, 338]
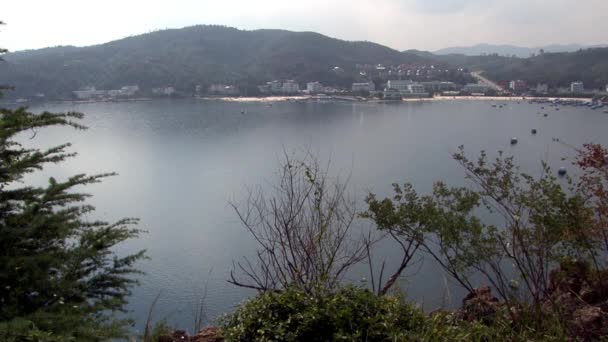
[511, 137, 518, 145]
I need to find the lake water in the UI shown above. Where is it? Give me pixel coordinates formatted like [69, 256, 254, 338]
[24, 98, 608, 333]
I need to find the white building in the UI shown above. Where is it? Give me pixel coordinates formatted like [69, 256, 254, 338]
[267, 80, 283, 93]
[421, 81, 457, 92]
[208, 84, 238, 95]
[383, 88, 402, 100]
[408, 84, 427, 95]
[120, 85, 139, 96]
[387, 80, 414, 93]
[73, 86, 107, 100]
[306, 82, 324, 93]
[282, 80, 300, 94]
[463, 83, 489, 94]
[351, 82, 375, 92]
[153, 86, 176, 96]
[107, 89, 122, 97]
[571, 81, 584, 94]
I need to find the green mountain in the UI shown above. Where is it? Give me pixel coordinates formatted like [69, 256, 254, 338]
[434, 43, 607, 58]
[435, 49, 608, 89]
[0, 25, 429, 99]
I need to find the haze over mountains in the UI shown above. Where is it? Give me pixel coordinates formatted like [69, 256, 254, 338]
[435, 43, 608, 58]
[1, 25, 608, 100]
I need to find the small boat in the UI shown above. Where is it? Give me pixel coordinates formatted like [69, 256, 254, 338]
[544, 113, 548, 117]
[511, 137, 518, 145]
[531, 129, 537, 135]
[558, 167, 567, 176]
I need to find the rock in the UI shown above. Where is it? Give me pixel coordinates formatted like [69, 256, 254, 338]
[193, 327, 223, 342]
[459, 286, 501, 323]
[571, 306, 608, 340]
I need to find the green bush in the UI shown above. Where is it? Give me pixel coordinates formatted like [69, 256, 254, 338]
[221, 286, 569, 341]
[220, 286, 425, 341]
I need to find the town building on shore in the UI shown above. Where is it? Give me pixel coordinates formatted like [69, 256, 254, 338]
[268, 80, 282, 93]
[351, 82, 375, 93]
[398, 84, 429, 98]
[152, 86, 176, 96]
[387, 80, 414, 93]
[281, 80, 300, 94]
[73, 85, 140, 100]
[383, 88, 402, 100]
[571, 81, 584, 94]
[208, 84, 238, 95]
[421, 81, 457, 93]
[385, 80, 429, 97]
[73, 86, 107, 100]
[509, 80, 528, 93]
[306, 82, 324, 93]
[463, 83, 490, 95]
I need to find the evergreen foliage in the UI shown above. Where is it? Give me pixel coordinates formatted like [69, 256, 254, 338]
[0, 105, 145, 339]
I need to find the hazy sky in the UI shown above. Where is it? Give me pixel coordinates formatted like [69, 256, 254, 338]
[1, 0, 607, 52]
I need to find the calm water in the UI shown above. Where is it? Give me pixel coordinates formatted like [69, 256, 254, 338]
[24, 98, 608, 333]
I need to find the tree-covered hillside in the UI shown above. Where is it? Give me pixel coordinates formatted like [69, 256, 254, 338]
[436, 48, 608, 89]
[0, 25, 429, 99]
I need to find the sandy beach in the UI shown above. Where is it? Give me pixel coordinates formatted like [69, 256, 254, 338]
[197, 95, 594, 103]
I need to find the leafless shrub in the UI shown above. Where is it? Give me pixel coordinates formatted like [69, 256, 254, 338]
[228, 151, 373, 294]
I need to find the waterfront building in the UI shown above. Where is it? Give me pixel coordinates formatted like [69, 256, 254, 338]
[208, 84, 238, 95]
[408, 83, 427, 95]
[306, 82, 324, 93]
[509, 80, 528, 92]
[387, 80, 414, 93]
[267, 80, 283, 93]
[73, 86, 107, 100]
[571, 81, 584, 94]
[351, 82, 375, 92]
[463, 83, 489, 94]
[421, 81, 457, 93]
[383, 88, 402, 100]
[153, 86, 176, 96]
[282, 80, 300, 94]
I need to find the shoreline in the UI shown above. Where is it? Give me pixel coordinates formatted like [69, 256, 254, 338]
[197, 95, 594, 103]
[3, 95, 595, 106]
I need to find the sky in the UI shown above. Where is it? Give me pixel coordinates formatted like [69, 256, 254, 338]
[1, 0, 607, 52]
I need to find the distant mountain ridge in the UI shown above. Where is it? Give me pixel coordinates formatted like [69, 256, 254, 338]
[0, 25, 430, 99]
[434, 43, 607, 58]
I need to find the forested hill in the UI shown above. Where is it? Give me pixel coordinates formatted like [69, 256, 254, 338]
[435, 48, 608, 89]
[0, 25, 428, 99]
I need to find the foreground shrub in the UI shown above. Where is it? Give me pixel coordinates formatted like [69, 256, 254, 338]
[221, 286, 425, 341]
[221, 285, 572, 342]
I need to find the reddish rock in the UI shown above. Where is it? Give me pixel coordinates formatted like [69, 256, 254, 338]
[193, 327, 223, 342]
[571, 306, 608, 340]
[459, 286, 502, 323]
